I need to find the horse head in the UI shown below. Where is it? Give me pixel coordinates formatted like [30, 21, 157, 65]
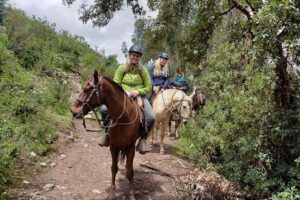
[71, 70, 102, 118]
[177, 99, 192, 124]
[190, 86, 205, 111]
[172, 90, 193, 124]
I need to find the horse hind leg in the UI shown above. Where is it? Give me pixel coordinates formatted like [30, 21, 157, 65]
[109, 147, 119, 199]
[125, 146, 136, 200]
[175, 120, 181, 139]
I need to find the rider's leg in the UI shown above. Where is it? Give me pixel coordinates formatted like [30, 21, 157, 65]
[136, 98, 155, 153]
[98, 105, 110, 146]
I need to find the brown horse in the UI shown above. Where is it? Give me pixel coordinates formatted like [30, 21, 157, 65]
[71, 70, 141, 200]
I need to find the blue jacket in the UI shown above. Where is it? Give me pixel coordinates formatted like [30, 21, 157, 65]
[170, 75, 189, 92]
[149, 63, 171, 89]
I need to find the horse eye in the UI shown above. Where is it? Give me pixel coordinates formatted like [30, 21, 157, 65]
[83, 86, 91, 92]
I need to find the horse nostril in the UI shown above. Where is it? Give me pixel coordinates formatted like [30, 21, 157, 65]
[183, 120, 188, 125]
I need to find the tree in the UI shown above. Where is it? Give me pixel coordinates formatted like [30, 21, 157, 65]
[62, 0, 145, 27]
[121, 41, 127, 58]
[0, 0, 7, 24]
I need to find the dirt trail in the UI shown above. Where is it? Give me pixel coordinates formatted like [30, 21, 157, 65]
[15, 74, 194, 200]
[18, 118, 193, 200]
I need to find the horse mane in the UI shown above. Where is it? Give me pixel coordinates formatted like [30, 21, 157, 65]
[101, 76, 127, 95]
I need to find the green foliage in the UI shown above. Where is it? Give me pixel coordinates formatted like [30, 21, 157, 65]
[0, 8, 118, 195]
[271, 187, 300, 200]
[175, 20, 300, 197]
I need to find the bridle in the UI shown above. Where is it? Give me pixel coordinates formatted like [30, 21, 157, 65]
[75, 76, 139, 131]
[162, 90, 192, 120]
[75, 77, 103, 130]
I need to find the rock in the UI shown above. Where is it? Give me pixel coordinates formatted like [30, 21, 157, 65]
[161, 185, 168, 192]
[23, 180, 30, 184]
[63, 191, 72, 196]
[43, 183, 55, 191]
[56, 186, 66, 190]
[50, 162, 56, 167]
[92, 189, 101, 194]
[30, 152, 37, 158]
[40, 162, 47, 167]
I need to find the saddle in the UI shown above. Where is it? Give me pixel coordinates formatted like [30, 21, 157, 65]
[149, 86, 163, 105]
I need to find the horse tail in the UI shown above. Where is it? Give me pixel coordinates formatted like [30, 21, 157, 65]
[119, 151, 126, 166]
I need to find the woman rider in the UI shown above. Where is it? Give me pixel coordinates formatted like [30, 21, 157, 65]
[147, 52, 171, 101]
[99, 44, 155, 154]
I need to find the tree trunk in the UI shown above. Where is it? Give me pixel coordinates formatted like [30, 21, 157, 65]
[274, 42, 290, 109]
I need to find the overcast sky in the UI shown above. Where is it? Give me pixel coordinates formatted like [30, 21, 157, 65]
[8, 0, 153, 63]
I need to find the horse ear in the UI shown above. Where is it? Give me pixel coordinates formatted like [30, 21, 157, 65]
[94, 70, 99, 83]
[189, 85, 196, 99]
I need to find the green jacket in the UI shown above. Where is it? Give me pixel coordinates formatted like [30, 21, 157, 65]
[113, 64, 152, 97]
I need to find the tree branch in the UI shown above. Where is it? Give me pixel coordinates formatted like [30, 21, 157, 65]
[228, 0, 252, 21]
[216, 6, 235, 19]
[228, 0, 254, 39]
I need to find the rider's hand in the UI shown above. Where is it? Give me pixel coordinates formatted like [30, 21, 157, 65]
[129, 90, 139, 98]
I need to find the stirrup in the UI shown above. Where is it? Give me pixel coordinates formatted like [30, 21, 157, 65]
[98, 133, 109, 147]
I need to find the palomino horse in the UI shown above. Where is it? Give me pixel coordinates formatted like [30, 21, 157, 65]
[150, 89, 192, 154]
[71, 70, 141, 200]
[169, 88, 206, 138]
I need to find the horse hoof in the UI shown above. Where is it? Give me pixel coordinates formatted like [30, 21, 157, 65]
[160, 150, 164, 154]
[153, 143, 158, 147]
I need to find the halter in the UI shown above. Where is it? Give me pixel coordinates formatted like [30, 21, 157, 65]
[161, 90, 192, 120]
[76, 76, 139, 131]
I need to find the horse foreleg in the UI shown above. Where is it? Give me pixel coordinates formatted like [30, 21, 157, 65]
[109, 147, 119, 199]
[150, 122, 159, 147]
[126, 146, 136, 200]
[159, 120, 167, 154]
[175, 120, 181, 139]
[149, 129, 154, 146]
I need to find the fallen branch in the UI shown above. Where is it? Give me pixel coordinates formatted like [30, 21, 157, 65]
[139, 163, 175, 179]
[177, 159, 187, 169]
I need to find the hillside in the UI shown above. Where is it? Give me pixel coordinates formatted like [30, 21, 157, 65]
[0, 8, 118, 197]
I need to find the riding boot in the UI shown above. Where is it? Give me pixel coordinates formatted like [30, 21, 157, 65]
[98, 105, 110, 147]
[136, 127, 150, 154]
[136, 138, 149, 154]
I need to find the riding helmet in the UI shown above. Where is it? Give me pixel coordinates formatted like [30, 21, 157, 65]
[159, 52, 169, 60]
[129, 44, 143, 55]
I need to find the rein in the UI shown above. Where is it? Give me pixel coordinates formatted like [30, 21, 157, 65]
[101, 94, 140, 130]
[161, 90, 192, 119]
[76, 76, 139, 132]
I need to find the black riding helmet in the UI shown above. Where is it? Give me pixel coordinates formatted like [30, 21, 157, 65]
[129, 44, 143, 56]
[159, 52, 169, 60]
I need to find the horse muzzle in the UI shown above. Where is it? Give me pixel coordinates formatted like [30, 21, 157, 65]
[182, 119, 188, 125]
